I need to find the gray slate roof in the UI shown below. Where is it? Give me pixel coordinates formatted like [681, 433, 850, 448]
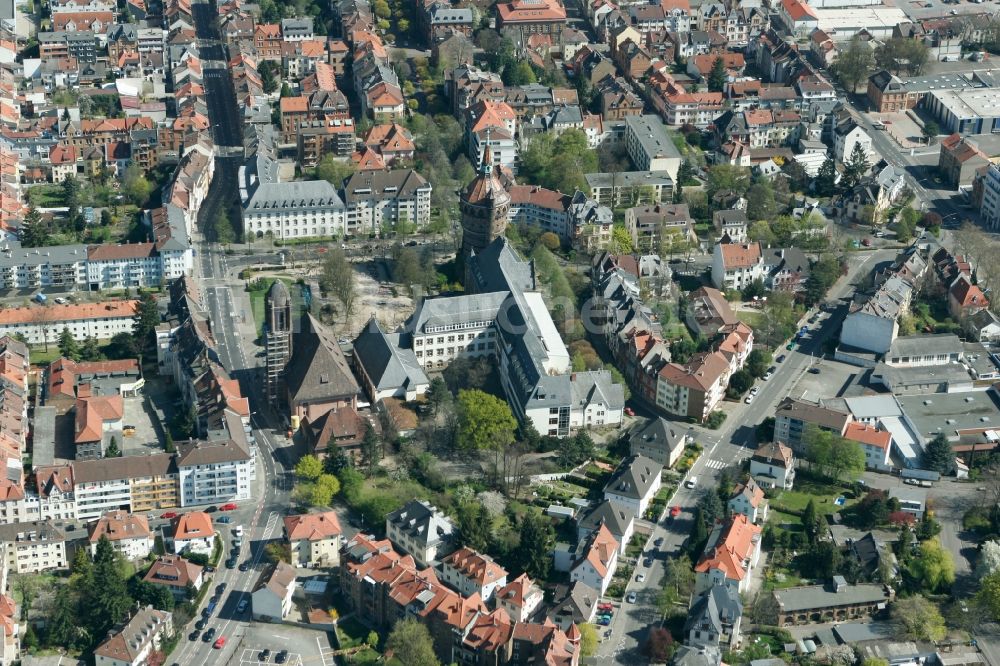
[342, 169, 430, 204]
[603, 454, 662, 501]
[629, 417, 685, 461]
[353, 317, 428, 393]
[772, 582, 890, 613]
[386, 499, 454, 549]
[684, 584, 742, 647]
[285, 313, 360, 406]
[577, 499, 634, 537]
[408, 291, 507, 334]
[466, 238, 535, 294]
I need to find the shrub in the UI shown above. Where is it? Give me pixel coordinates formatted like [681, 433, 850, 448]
[704, 411, 727, 429]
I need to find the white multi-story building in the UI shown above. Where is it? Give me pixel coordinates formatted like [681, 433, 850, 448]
[0, 244, 87, 290]
[408, 292, 505, 370]
[0, 300, 137, 345]
[94, 606, 173, 666]
[833, 119, 875, 165]
[88, 510, 154, 561]
[0, 521, 67, 573]
[86, 244, 164, 290]
[569, 524, 619, 595]
[176, 429, 253, 507]
[602, 454, 663, 518]
[242, 180, 347, 240]
[342, 169, 432, 235]
[980, 163, 1000, 231]
[624, 115, 682, 182]
[441, 547, 509, 601]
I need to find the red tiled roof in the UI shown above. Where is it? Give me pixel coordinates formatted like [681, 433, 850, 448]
[720, 242, 762, 269]
[694, 514, 760, 581]
[284, 511, 343, 541]
[173, 511, 214, 540]
[844, 422, 891, 450]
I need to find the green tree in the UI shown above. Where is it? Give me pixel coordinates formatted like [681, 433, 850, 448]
[46, 585, 79, 649]
[726, 369, 754, 398]
[426, 376, 452, 415]
[508, 60, 537, 85]
[892, 596, 947, 641]
[833, 35, 876, 92]
[314, 155, 357, 188]
[457, 502, 492, 552]
[295, 454, 323, 481]
[88, 536, 131, 636]
[843, 142, 870, 190]
[360, 423, 381, 477]
[816, 158, 837, 196]
[132, 292, 160, 348]
[579, 623, 598, 657]
[515, 510, 555, 579]
[923, 121, 940, 144]
[80, 336, 102, 361]
[910, 537, 955, 592]
[706, 164, 750, 200]
[366, 631, 379, 650]
[805, 254, 842, 305]
[707, 56, 726, 92]
[698, 492, 724, 525]
[19, 205, 49, 248]
[212, 208, 235, 245]
[386, 618, 441, 666]
[804, 426, 865, 481]
[875, 37, 930, 76]
[105, 437, 121, 458]
[658, 554, 695, 616]
[757, 291, 798, 348]
[746, 182, 775, 221]
[58, 327, 80, 361]
[746, 349, 772, 378]
[610, 226, 633, 254]
[979, 570, 1000, 620]
[802, 498, 824, 543]
[922, 433, 953, 474]
[122, 163, 152, 206]
[106, 331, 139, 359]
[304, 474, 341, 507]
[457, 389, 517, 488]
[688, 507, 708, 557]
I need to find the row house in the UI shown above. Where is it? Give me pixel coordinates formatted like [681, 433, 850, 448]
[496, 0, 568, 42]
[279, 89, 351, 144]
[297, 118, 357, 168]
[282, 38, 328, 79]
[61, 117, 155, 149]
[711, 241, 811, 296]
[342, 169, 433, 234]
[254, 23, 283, 60]
[164, 140, 215, 236]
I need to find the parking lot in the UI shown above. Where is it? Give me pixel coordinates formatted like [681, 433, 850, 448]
[227, 618, 335, 666]
[119, 395, 163, 456]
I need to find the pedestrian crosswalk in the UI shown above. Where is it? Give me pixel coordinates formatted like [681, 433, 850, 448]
[704, 459, 728, 470]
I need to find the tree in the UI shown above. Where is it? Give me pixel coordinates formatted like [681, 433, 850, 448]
[808, 540, 842, 579]
[46, 586, 79, 649]
[816, 158, 837, 196]
[309, 474, 341, 507]
[726, 369, 754, 398]
[922, 433, 953, 474]
[19, 205, 49, 248]
[579, 623, 598, 657]
[366, 631, 379, 650]
[105, 437, 121, 458]
[689, 507, 708, 556]
[833, 35, 876, 92]
[386, 618, 441, 666]
[658, 554, 695, 615]
[802, 498, 824, 543]
[508, 61, 537, 86]
[515, 510, 555, 580]
[843, 142, 870, 190]
[705, 164, 750, 200]
[698, 491, 724, 525]
[746, 182, 775, 221]
[457, 502, 492, 552]
[977, 540, 1000, 580]
[910, 537, 955, 592]
[314, 155, 357, 188]
[58, 327, 80, 361]
[457, 389, 517, 489]
[426, 376, 451, 416]
[132, 292, 160, 348]
[643, 627, 675, 663]
[805, 254, 842, 305]
[707, 56, 726, 92]
[610, 226, 633, 254]
[295, 454, 323, 481]
[805, 426, 865, 481]
[757, 291, 798, 348]
[106, 331, 139, 359]
[264, 542, 291, 563]
[80, 336, 102, 361]
[746, 349, 772, 378]
[922, 121, 940, 144]
[211, 208, 235, 245]
[360, 423, 381, 477]
[122, 163, 152, 206]
[876, 38, 930, 76]
[88, 536, 131, 636]
[258, 61, 280, 94]
[980, 570, 1000, 620]
[892, 596, 947, 641]
[539, 232, 560, 251]
[319, 250, 357, 319]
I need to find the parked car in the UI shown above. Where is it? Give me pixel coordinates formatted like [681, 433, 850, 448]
[202, 628, 216, 642]
[643, 557, 653, 567]
[670, 506, 681, 518]
[237, 599, 249, 613]
[744, 394, 755, 404]
[598, 616, 611, 626]
[195, 619, 207, 630]
[276, 650, 289, 664]
[685, 477, 697, 489]
[624, 407, 635, 416]
[808, 367, 821, 374]
[161, 512, 178, 519]
[763, 368, 775, 381]
[626, 592, 637, 603]
[259, 649, 271, 662]
[216, 516, 232, 524]
[219, 503, 238, 511]
[239, 560, 251, 572]
[213, 636, 227, 649]
[776, 355, 786, 363]
[225, 558, 237, 569]
[636, 573, 646, 583]
[189, 630, 201, 642]
[654, 538, 663, 547]
[216, 583, 227, 595]
[904, 478, 919, 485]
[749, 386, 759, 396]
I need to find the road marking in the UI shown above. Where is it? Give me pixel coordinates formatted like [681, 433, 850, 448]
[704, 458, 728, 470]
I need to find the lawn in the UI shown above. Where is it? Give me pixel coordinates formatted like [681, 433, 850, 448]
[25, 184, 66, 207]
[336, 617, 371, 650]
[350, 648, 381, 664]
[772, 476, 853, 512]
[737, 309, 763, 329]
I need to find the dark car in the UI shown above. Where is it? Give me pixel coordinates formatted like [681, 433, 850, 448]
[276, 650, 289, 664]
[205, 565, 215, 573]
[643, 557, 653, 567]
[239, 560, 251, 572]
[216, 583, 227, 595]
[195, 618, 207, 630]
[259, 649, 272, 661]
[189, 630, 201, 642]
[202, 628, 216, 642]
[654, 538, 663, 547]
[776, 354, 786, 363]
[226, 558, 237, 569]
[808, 367, 821, 374]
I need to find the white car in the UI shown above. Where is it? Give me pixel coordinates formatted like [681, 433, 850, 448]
[763, 368, 775, 381]
[233, 525, 244, 537]
[626, 592, 637, 603]
[744, 393, 755, 404]
[904, 478, 919, 485]
[685, 476, 698, 489]
[749, 386, 760, 396]
[636, 573, 646, 583]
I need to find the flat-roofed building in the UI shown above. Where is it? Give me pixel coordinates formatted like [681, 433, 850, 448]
[771, 576, 892, 626]
[624, 115, 682, 181]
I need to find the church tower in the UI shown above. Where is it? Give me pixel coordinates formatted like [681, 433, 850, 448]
[460, 140, 510, 280]
[264, 280, 292, 405]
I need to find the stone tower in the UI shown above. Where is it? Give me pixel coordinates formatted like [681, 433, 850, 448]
[460, 141, 510, 282]
[264, 280, 292, 405]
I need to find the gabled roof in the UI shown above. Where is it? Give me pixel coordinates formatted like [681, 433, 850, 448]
[844, 422, 891, 450]
[442, 546, 509, 585]
[144, 554, 203, 588]
[172, 511, 213, 541]
[89, 510, 151, 543]
[283, 511, 343, 542]
[285, 313, 359, 405]
[578, 498, 634, 537]
[694, 514, 761, 581]
[603, 454, 662, 500]
[752, 441, 794, 468]
[718, 241, 762, 270]
[575, 523, 618, 577]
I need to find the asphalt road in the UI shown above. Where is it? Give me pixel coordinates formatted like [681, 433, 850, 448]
[595, 250, 893, 664]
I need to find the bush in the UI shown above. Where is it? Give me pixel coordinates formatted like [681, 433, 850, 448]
[704, 411, 727, 429]
[964, 506, 992, 533]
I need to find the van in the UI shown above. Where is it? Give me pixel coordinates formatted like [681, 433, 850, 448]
[919, 480, 933, 488]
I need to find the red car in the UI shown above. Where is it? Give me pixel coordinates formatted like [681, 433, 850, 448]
[160, 511, 178, 519]
[213, 636, 227, 649]
[624, 407, 635, 416]
[670, 506, 682, 518]
[219, 503, 237, 511]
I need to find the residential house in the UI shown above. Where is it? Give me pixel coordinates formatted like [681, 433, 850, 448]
[342, 169, 433, 233]
[728, 478, 767, 524]
[551, 580, 599, 630]
[441, 547, 509, 601]
[93, 606, 172, 666]
[966, 309, 1000, 343]
[694, 514, 762, 595]
[712, 242, 762, 291]
[833, 118, 875, 166]
[713, 210, 748, 243]
[602, 454, 663, 518]
[577, 499, 635, 556]
[949, 274, 989, 320]
[749, 441, 795, 490]
[496, 0, 568, 42]
[143, 554, 203, 599]
[284, 511, 343, 568]
[170, 511, 214, 555]
[0, 521, 67, 573]
[496, 573, 544, 623]
[939, 134, 990, 188]
[685, 286, 738, 338]
[844, 421, 892, 470]
[88, 510, 153, 561]
[773, 397, 851, 453]
[656, 351, 731, 423]
[251, 561, 297, 622]
[629, 417, 686, 469]
[385, 499, 455, 567]
[570, 523, 619, 595]
[685, 584, 743, 649]
[625, 203, 697, 253]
